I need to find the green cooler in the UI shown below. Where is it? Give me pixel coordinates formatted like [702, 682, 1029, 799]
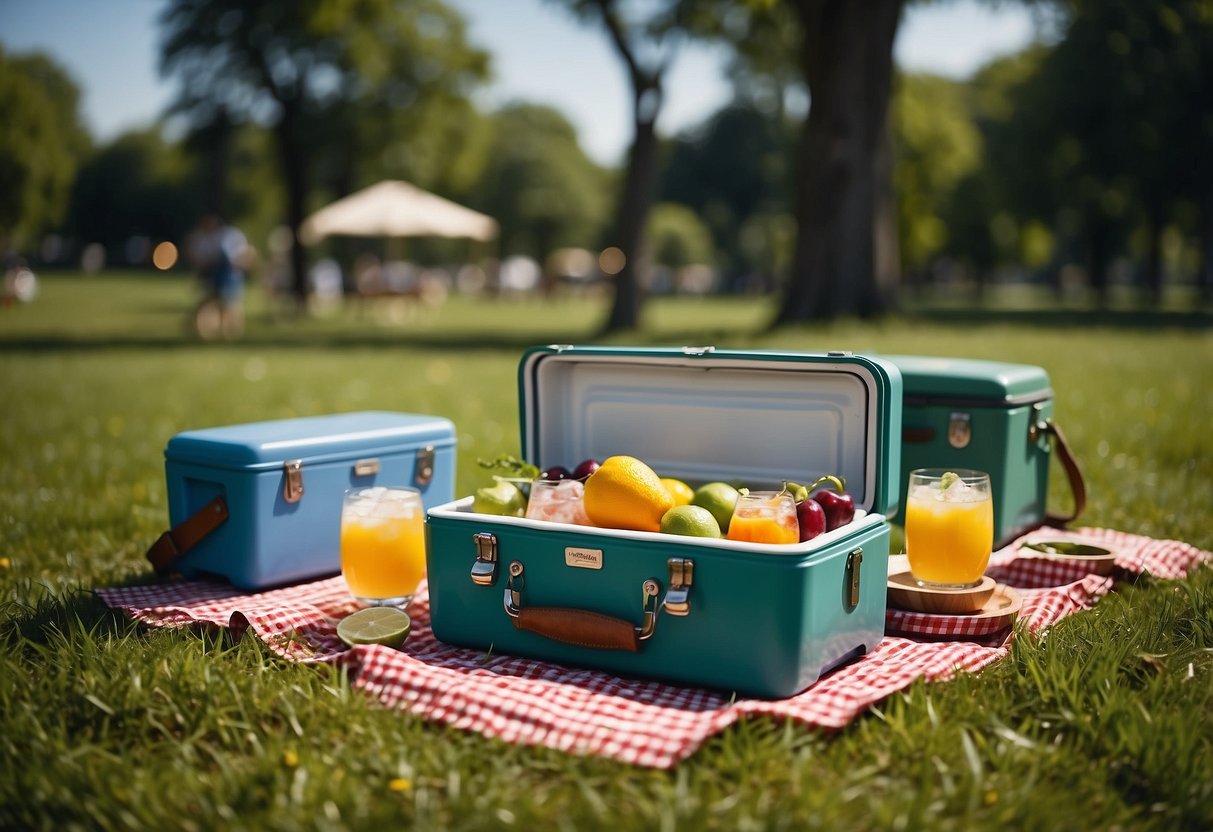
[426, 346, 902, 699]
[886, 355, 1085, 546]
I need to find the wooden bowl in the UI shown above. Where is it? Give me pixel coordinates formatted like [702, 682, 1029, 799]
[1019, 538, 1118, 576]
[887, 571, 997, 614]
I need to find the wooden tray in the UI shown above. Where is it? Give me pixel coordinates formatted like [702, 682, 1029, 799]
[887, 571, 996, 614]
[1018, 538, 1118, 576]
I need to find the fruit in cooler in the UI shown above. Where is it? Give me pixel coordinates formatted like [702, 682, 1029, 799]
[582, 455, 674, 532]
[660, 477, 695, 507]
[691, 482, 741, 533]
[795, 496, 826, 541]
[659, 504, 722, 538]
[541, 465, 571, 481]
[474, 479, 527, 517]
[571, 458, 601, 480]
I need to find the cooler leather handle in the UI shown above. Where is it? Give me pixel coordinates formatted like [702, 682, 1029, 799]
[1039, 418, 1087, 527]
[503, 560, 659, 652]
[512, 606, 641, 652]
[146, 496, 229, 576]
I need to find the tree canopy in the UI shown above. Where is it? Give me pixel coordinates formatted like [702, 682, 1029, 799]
[0, 47, 90, 254]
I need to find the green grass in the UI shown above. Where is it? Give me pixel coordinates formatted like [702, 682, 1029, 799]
[2, 272, 1212, 830]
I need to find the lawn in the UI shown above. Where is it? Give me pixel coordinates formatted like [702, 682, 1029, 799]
[2, 272, 1211, 830]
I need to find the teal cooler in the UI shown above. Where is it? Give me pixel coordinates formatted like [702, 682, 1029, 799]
[886, 356, 1084, 546]
[426, 346, 902, 699]
[157, 411, 456, 589]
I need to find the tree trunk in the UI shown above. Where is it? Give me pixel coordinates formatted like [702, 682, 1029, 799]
[1200, 190, 1213, 304]
[773, 0, 904, 326]
[274, 99, 310, 306]
[600, 114, 659, 333]
[1144, 210, 1164, 306]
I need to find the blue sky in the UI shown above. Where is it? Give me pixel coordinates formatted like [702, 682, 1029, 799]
[1, 0, 1039, 166]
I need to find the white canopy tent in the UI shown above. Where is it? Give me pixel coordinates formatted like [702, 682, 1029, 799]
[300, 180, 498, 244]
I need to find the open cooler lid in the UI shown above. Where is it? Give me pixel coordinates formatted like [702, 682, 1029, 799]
[884, 355, 1052, 405]
[518, 346, 902, 516]
[166, 411, 454, 470]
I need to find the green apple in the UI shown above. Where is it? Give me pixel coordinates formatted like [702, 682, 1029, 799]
[474, 479, 526, 517]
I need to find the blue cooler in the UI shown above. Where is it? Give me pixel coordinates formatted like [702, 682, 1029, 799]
[151, 411, 456, 588]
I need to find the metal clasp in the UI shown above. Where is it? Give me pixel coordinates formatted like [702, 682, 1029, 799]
[663, 558, 694, 616]
[282, 459, 304, 504]
[948, 412, 972, 449]
[414, 445, 436, 487]
[846, 548, 863, 609]
[353, 457, 380, 477]
[470, 532, 498, 586]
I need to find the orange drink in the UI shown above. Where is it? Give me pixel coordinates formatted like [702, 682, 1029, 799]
[726, 491, 799, 545]
[341, 487, 426, 607]
[904, 469, 993, 588]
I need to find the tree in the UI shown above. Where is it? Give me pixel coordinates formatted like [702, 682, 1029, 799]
[0, 47, 90, 254]
[773, 0, 905, 324]
[466, 104, 610, 259]
[555, 0, 687, 332]
[67, 128, 204, 262]
[159, 0, 488, 304]
[659, 103, 794, 285]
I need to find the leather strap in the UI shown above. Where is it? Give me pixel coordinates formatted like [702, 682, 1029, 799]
[1040, 419, 1087, 527]
[146, 496, 229, 576]
[512, 606, 641, 652]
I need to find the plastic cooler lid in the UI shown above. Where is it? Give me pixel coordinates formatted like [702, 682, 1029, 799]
[518, 346, 901, 515]
[884, 355, 1052, 404]
[165, 411, 454, 469]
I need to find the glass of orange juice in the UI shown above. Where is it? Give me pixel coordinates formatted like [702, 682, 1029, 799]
[340, 486, 426, 607]
[726, 491, 799, 545]
[904, 469, 994, 589]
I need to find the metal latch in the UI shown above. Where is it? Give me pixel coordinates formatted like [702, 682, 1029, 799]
[948, 412, 972, 449]
[282, 459, 304, 504]
[414, 445, 436, 487]
[664, 557, 694, 616]
[845, 548, 863, 608]
[471, 532, 498, 586]
[353, 457, 380, 477]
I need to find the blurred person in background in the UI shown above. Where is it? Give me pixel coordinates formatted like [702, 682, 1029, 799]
[187, 214, 251, 338]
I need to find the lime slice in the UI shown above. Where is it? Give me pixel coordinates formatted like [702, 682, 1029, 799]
[336, 607, 411, 649]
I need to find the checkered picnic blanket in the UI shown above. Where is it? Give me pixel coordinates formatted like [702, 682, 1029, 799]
[96, 527, 1210, 768]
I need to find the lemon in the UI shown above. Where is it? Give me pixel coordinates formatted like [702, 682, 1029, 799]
[336, 607, 411, 649]
[583, 455, 674, 532]
[659, 505, 722, 538]
[660, 477, 695, 506]
[691, 482, 741, 533]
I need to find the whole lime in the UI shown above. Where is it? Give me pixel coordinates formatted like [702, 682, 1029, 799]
[660, 505, 722, 538]
[691, 482, 741, 533]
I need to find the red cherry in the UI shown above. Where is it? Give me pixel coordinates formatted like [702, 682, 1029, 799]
[541, 465, 571, 481]
[797, 498, 826, 541]
[571, 458, 600, 480]
[812, 489, 855, 531]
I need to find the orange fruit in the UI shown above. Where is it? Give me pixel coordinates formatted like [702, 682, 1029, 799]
[583, 455, 674, 532]
[660, 477, 695, 506]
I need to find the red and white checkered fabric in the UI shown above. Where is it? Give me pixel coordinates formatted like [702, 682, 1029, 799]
[96, 527, 1209, 768]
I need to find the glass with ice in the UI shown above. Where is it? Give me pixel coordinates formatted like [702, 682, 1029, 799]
[341, 486, 426, 607]
[524, 478, 592, 525]
[904, 469, 994, 589]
